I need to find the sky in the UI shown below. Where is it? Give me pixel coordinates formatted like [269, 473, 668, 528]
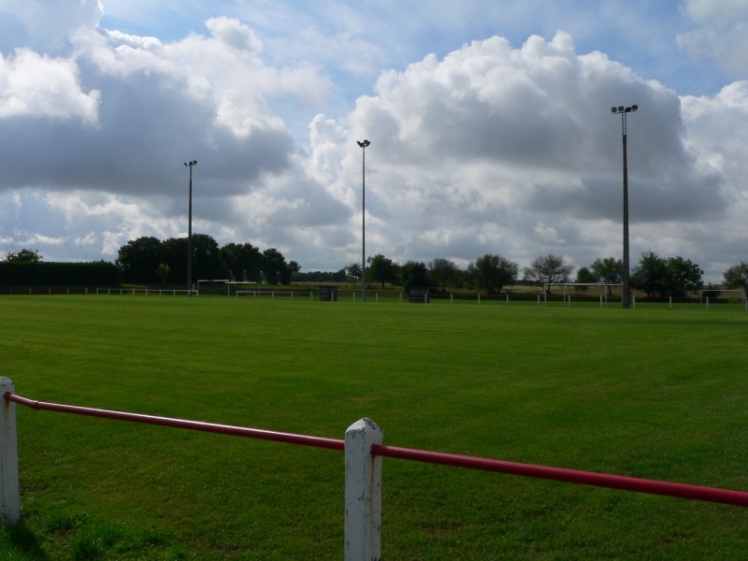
[0, 0, 747, 282]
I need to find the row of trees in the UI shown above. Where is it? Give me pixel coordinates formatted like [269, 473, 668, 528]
[115, 235, 299, 286]
[347, 253, 748, 297]
[347, 253, 575, 294]
[3, 245, 747, 295]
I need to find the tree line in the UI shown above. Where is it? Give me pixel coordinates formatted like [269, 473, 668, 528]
[0, 237, 300, 287]
[347, 253, 748, 297]
[115, 235, 299, 285]
[2, 244, 747, 296]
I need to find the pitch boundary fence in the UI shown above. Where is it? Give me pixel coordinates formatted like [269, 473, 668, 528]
[2, 378, 748, 559]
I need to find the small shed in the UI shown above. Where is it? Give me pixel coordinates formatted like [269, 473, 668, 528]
[409, 288, 430, 303]
[320, 286, 338, 302]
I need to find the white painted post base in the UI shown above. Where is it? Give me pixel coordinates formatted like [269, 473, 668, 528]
[345, 418, 383, 561]
[0, 377, 20, 525]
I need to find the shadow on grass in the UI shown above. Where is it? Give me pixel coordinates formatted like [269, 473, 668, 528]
[0, 520, 51, 561]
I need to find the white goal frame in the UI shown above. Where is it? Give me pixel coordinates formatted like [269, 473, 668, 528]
[544, 283, 622, 302]
[197, 279, 230, 296]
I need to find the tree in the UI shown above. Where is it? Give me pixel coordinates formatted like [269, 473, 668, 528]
[574, 266, 597, 291]
[155, 263, 170, 285]
[575, 257, 623, 295]
[262, 248, 288, 285]
[723, 262, 748, 293]
[116, 236, 165, 284]
[220, 243, 263, 282]
[429, 258, 460, 289]
[664, 256, 703, 297]
[467, 254, 518, 293]
[162, 237, 188, 283]
[279, 260, 301, 285]
[522, 254, 574, 294]
[345, 262, 362, 285]
[591, 257, 622, 287]
[367, 254, 400, 288]
[630, 251, 667, 298]
[400, 261, 429, 292]
[630, 253, 702, 297]
[190, 234, 223, 281]
[2, 249, 42, 263]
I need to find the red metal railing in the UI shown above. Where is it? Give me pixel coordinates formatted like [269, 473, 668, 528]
[5, 393, 344, 452]
[7, 391, 748, 507]
[372, 444, 748, 506]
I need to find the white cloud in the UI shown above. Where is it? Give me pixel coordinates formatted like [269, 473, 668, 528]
[0, 0, 103, 53]
[307, 32, 726, 272]
[678, 0, 748, 78]
[0, 49, 100, 123]
[0, 1, 745, 282]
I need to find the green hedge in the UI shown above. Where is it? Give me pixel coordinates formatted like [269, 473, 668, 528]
[0, 262, 120, 286]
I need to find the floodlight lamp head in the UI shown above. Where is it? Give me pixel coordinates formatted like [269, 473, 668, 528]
[611, 107, 617, 113]
[357, 140, 370, 148]
[618, 106, 625, 113]
[631, 104, 638, 112]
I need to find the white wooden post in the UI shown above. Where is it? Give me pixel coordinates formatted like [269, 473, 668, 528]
[345, 418, 383, 561]
[0, 377, 20, 525]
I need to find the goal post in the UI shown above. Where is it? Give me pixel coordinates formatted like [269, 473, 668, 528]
[544, 283, 622, 302]
[197, 279, 230, 296]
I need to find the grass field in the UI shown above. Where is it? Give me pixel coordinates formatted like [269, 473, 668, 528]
[0, 295, 746, 560]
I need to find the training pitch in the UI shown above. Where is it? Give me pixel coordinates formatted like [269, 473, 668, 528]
[1, 295, 746, 560]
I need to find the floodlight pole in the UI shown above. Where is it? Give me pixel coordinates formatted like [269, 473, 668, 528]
[357, 140, 370, 302]
[610, 105, 637, 309]
[184, 160, 197, 293]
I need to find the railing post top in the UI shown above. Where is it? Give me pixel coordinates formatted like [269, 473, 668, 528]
[0, 378, 14, 392]
[345, 418, 382, 441]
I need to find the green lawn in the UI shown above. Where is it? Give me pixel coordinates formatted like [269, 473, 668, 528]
[0, 295, 746, 560]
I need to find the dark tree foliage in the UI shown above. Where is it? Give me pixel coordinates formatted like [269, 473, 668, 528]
[116, 236, 292, 286]
[282, 261, 301, 285]
[575, 266, 596, 283]
[262, 248, 291, 285]
[2, 249, 43, 263]
[630, 251, 667, 297]
[590, 257, 623, 285]
[190, 233, 223, 281]
[220, 243, 263, 282]
[367, 254, 400, 288]
[723, 262, 748, 292]
[664, 256, 703, 297]
[429, 258, 460, 289]
[467, 254, 518, 293]
[345, 263, 362, 284]
[116, 236, 165, 284]
[400, 261, 429, 292]
[162, 237, 188, 283]
[575, 257, 622, 295]
[631, 252, 704, 297]
[574, 266, 596, 291]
